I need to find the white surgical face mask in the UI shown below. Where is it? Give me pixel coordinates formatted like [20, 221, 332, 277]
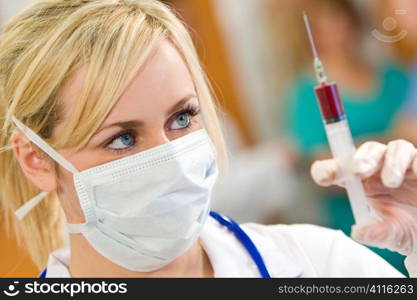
[12, 116, 218, 272]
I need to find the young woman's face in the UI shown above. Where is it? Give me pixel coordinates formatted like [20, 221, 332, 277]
[312, 5, 358, 54]
[51, 40, 203, 223]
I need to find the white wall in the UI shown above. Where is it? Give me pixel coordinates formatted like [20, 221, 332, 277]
[212, 0, 284, 141]
[0, 0, 34, 25]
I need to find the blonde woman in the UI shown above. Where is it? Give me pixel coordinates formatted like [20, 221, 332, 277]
[0, 0, 416, 278]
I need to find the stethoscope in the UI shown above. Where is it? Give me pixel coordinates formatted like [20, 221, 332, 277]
[39, 211, 271, 278]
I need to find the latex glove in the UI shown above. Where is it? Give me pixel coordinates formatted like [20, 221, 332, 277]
[311, 139, 417, 277]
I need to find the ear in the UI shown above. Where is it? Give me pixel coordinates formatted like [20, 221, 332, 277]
[11, 132, 57, 192]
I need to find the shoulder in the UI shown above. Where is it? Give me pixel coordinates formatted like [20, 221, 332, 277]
[282, 71, 315, 105]
[376, 61, 409, 105]
[241, 223, 404, 277]
[287, 73, 316, 97]
[380, 61, 408, 75]
[380, 61, 409, 88]
[242, 223, 336, 251]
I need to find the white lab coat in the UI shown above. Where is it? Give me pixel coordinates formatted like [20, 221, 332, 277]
[45, 216, 405, 277]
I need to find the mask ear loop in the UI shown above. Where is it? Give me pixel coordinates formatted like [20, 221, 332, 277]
[11, 116, 79, 220]
[15, 192, 48, 220]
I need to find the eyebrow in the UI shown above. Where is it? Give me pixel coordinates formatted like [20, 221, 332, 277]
[96, 120, 144, 134]
[167, 96, 196, 115]
[93, 95, 197, 137]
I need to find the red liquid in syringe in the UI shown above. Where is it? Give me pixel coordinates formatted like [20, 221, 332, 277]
[314, 82, 346, 124]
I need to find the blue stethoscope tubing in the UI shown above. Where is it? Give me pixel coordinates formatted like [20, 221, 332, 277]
[39, 211, 271, 278]
[209, 211, 271, 278]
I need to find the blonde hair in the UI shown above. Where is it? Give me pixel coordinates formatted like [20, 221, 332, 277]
[0, 0, 226, 270]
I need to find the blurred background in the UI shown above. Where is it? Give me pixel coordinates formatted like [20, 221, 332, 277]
[2, 0, 417, 276]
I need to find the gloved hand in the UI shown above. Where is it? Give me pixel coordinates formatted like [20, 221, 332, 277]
[311, 139, 417, 277]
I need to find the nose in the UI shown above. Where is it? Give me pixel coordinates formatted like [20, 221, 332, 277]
[142, 130, 170, 151]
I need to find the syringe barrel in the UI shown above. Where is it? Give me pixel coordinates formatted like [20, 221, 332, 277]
[324, 120, 372, 224]
[315, 82, 373, 225]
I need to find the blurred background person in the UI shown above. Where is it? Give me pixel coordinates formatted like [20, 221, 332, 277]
[372, 0, 417, 145]
[279, 0, 409, 274]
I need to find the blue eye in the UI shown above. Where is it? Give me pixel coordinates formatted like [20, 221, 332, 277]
[171, 112, 191, 130]
[107, 132, 135, 150]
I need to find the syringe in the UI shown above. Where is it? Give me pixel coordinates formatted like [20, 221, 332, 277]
[303, 12, 373, 225]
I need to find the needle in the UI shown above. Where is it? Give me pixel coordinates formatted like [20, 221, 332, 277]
[303, 11, 319, 59]
[303, 11, 328, 84]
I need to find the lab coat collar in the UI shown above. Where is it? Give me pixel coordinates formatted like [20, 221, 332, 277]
[199, 216, 304, 277]
[46, 247, 71, 277]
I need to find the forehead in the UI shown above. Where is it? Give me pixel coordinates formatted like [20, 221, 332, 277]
[113, 40, 196, 117]
[57, 40, 195, 126]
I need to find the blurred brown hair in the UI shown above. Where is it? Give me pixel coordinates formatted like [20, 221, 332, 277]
[264, 0, 365, 73]
[373, 0, 416, 64]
